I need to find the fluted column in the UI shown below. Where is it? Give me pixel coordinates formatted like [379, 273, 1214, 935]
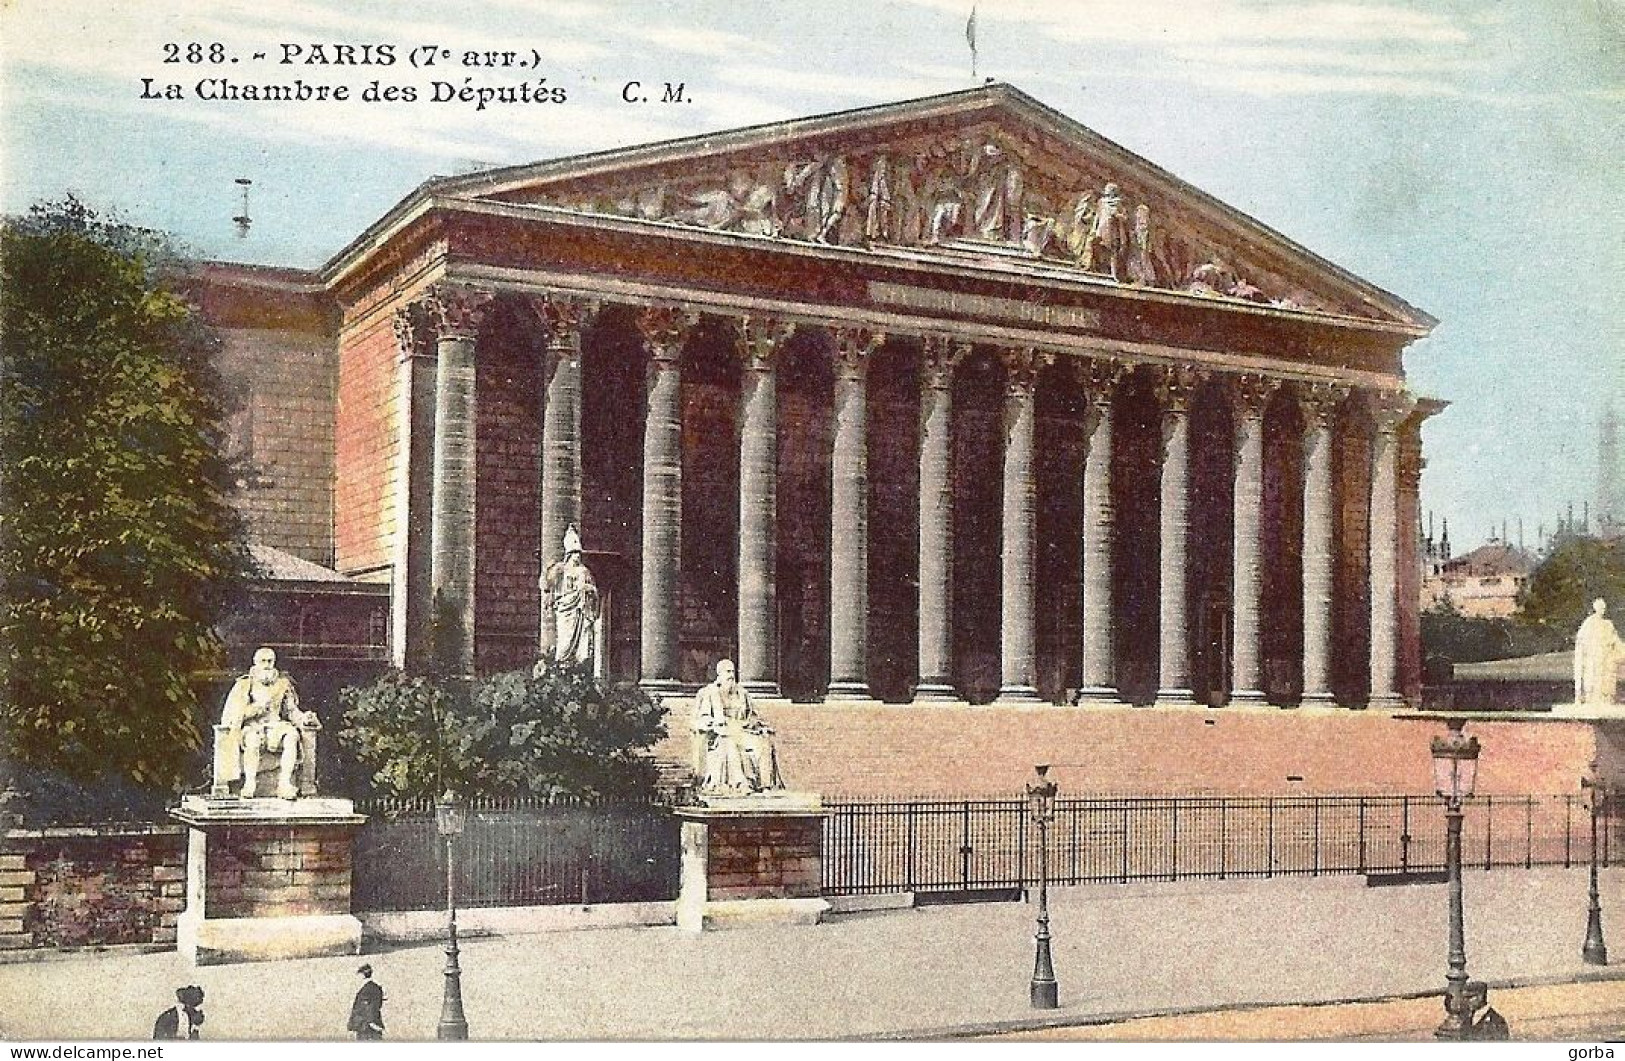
[828, 328, 882, 701]
[1228, 375, 1278, 705]
[533, 296, 595, 657]
[390, 301, 438, 671]
[638, 307, 693, 695]
[1368, 392, 1415, 710]
[915, 337, 965, 701]
[1077, 359, 1126, 705]
[1153, 366, 1199, 705]
[1299, 383, 1346, 707]
[426, 286, 492, 675]
[737, 317, 789, 698]
[997, 348, 1050, 703]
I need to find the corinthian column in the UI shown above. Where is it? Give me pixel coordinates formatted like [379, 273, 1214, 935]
[915, 337, 965, 701]
[828, 328, 882, 701]
[426, 285, 492, 675]
[737, 317, 790, 698]
[1228, 374, 1278, 706]
[1077, 358, 1126, 705]
[997, 348, 1050, 703]
[533, 295, 595, 657]
[1153, 366, 1200, 705]
[1367, 391, 1415, 710]
[390, 301, 438, 671]
[1299, 383, 1347, 707]
[638, 307, 693, 695]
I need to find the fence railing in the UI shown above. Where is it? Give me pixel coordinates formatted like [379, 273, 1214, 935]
[351, 798, 680, 913]
[821, 794, 1618, 896]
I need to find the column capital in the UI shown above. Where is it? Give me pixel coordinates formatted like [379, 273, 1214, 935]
[1228, 372, 1281, 421]
[528, 293, 601, 347]
[637, 305, 698, 363]
[392, 299, 436, 362]
[1367, 389, 1417, 439]
[832, 327, 885, 380]
[1074, 356, 1129, 409]
[920, 335, 971, 391]
[424, 284, 493, 341]
[1001, 347, 1053, 399]
[1297, 381, 1350, 431]
[738, 316, 796, 371]
[1150, 364, 1203, 416]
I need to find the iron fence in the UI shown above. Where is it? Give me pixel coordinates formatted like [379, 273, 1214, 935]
[822, 794, 1621, 896]
[352, 797, 680, 913]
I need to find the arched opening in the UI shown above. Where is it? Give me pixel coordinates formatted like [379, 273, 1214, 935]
[866, 337, 921, 703]
[1188, 376, 1235, 705]
[951, 347, 1004, 704]
[776, 330, 833, 701]
[1112, 369, 1162, 705]
[1261, 390, 1305, 703]
[678, 316, 742, 686]
[1036, 357, 1086, 703]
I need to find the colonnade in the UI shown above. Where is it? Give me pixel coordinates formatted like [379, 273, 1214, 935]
[393, 283, 1416, 708]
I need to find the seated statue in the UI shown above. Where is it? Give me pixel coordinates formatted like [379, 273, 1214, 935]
[1575, 599, 1623, 706]
[212, 647, 320, 800]
[694, 659, 784, 795]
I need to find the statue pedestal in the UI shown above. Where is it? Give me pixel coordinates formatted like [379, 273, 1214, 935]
[675, 793, 829, 932]
[170, 796, 367, 965]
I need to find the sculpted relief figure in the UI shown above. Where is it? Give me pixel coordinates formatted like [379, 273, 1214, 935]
[969, 141, 1026, 242]
[1575, 599, 1623, 706]
[694, 659, 785, 795]
[215, 648, 319, 800]
[669, 170, 781, 235]
[1084, 182, 1133, 280]
[785, 155, 850, 243]
[543, 525, 601, 669]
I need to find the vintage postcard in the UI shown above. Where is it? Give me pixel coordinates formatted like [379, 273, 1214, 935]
[1, 0, 1622, 1046]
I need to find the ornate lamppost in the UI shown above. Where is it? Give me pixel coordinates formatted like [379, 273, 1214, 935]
[1431, 719, 1483, 1040]
[1583, 763, 1610, 966]
[1027, 763, 1059, 1009]
[436, 790, 469, 1041]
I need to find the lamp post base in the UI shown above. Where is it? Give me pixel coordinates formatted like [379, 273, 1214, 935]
[1030, 978, 1058, 1010]
[1584, 909, 1608, 966]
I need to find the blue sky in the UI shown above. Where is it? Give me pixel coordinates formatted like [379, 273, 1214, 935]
[3, 0, 1621, 551]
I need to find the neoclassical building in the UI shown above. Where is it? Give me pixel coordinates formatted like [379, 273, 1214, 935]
[199, 83, 1439, 712]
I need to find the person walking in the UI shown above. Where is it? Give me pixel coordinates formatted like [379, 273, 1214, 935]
[348, 964, 385, 1040]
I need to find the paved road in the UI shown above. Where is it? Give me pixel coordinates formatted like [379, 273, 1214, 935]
[2, 866, 1624, 1041]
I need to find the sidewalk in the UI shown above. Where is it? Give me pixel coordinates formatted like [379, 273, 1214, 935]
[1, 865, 1623, 1041]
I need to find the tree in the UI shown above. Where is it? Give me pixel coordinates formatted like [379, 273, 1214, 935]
[338, 661, 668, 802]
[1420, 600, 1516, 682]
[1513, 536, 1625, 653]
[0, 197, 252, 793]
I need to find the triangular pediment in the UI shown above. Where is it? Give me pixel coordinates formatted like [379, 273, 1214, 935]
[436, 85, 1431, 329]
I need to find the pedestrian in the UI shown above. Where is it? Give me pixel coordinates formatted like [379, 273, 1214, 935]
[348, 963, 385, 1040]
[152, 985, 205, 1040]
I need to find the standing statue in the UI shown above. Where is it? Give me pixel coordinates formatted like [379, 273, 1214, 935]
[969, 141, 1025, 243]
[1575, 599, 1623, 705]
[543, 525, 601, 669]
[694, 659, 785, 795]
[785, 155, 850, 243]
[214, 648, 320, 800]
[1085, 182, 1132, 280]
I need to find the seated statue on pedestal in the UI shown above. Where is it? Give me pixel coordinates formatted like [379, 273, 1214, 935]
[1575, 599, 1623, 707]
[213, 648, 320, 800]
[694, 659, 785, 795]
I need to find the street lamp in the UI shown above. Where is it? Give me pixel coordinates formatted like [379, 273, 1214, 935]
[1583, 764, 1610, 966]
[435, 790, 469, 1041]
[1027, 763, 1059, 1010]
[1430, 719, 1482, 1040]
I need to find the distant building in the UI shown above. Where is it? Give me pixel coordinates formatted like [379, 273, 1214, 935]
[1421, 538, 1535, 619]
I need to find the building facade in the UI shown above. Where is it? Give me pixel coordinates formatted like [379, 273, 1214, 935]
[196, 84, 1439, 712]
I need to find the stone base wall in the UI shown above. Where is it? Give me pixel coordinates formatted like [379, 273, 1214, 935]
[0, 826, 186, 950]
[203, 825, 354, 919]
[655, 703, 1608, 799]
[705, 817, 823, 901]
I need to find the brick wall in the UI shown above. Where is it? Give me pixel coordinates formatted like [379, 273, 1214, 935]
[0, 826, 186, 950]
[705, 817, 822, 901]
[218, 327, 338, 565]
[334, 317, 403, 577]
[656, 704, 1605, 800]
[203, 825, 353, 919]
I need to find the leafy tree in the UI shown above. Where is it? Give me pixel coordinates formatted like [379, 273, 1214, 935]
[1513, 537, 1625, 653]
[339, 661, 668, 802]
[0, 197, 251, 793]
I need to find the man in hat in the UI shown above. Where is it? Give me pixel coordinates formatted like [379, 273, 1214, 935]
[542, 525, 600, 669]
[153, 985, 205, 1040]
[348, 964, 385, 1040]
